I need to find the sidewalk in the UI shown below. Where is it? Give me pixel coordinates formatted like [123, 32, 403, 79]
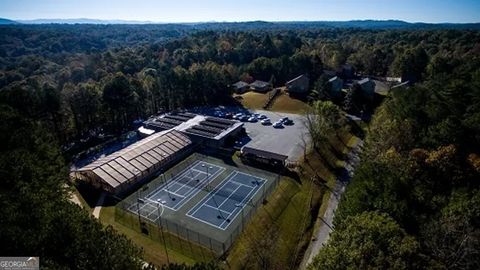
[92, 192, 106, 219]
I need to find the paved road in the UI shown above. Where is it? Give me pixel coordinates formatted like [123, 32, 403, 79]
[300, 139, 363, 268]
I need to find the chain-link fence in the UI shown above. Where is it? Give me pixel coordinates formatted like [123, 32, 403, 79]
[115, 153, 280, 257]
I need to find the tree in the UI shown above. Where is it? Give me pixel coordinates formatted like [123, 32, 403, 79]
[103, 72, 136, 130]
[312, 100, 348, 143]
[309, 212, 422, 270]
[308, 75, 330, 101]
[0, 105, 143, 269]
[422, 190, 480, 269]
[390, 47, 429, 82]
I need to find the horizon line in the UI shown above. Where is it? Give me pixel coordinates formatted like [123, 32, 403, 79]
[4, 17, 480, 24]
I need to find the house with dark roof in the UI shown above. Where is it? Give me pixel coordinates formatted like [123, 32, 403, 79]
[323, 69, 337, 78]
[232, 81, 250, 93]
[358, 78, 376, 98]
[328, 76, 343, 98]
[250, 80, 271, 92]
[340, 64, 354, 79]
[286, 74, 309, 95]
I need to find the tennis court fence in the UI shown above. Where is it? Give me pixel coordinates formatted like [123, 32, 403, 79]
[115, 155, 280, 256]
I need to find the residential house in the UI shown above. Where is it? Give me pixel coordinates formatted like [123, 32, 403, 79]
[323, 69, 337, 78]
[285, 74, 309, 95]
[358, 78, 376, 98]
[250, 80, 271, 92]
[340, 64, 354, 79]
[232, 81, 250, 93]
[328, 76, 343, 98]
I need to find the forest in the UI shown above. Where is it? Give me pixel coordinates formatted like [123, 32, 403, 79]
[0, 23, 479, 269]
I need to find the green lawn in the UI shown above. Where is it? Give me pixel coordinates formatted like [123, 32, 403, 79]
[270, 92, 311, 114]
[99, 206, 213, 267]
[235, 88, 311, 114]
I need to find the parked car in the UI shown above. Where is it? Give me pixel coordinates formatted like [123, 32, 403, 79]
[258, 114, 267, 119]
[248, 116, 257, 122]
[261, 118, 271, 125]
[283, 118, 293, 125]
[225, 112, 233, 119]
[273, 121, 283, 128]
[233, 113, 243, 119]
[240, 115, 249, 121]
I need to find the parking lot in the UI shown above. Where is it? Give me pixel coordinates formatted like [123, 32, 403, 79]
[239, 110, 309, 162]
[187, 107, 310, 162]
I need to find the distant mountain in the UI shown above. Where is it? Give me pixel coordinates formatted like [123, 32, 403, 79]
[0, 18, 20, 25]
[16, 18, 155, 24]
[3, 18, 480, 30]
[313, 20, 480, 29]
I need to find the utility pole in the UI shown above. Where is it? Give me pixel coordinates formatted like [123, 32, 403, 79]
[156, 201, 170, 264]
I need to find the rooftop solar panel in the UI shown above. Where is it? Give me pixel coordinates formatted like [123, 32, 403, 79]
[192, 125, 222, 135]
[199, 121, 227, 130]
[205, 117, 235, 126]
[186, 128, 216, 138]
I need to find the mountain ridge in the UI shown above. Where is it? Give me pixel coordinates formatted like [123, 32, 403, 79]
[1, 18, 479, 29]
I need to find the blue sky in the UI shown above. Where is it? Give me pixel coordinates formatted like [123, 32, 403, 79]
[1, 0, 479, 23]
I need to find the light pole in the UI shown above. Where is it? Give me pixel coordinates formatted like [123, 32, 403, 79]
[136, 191, 143, 225]
[156, 200, 170, 264]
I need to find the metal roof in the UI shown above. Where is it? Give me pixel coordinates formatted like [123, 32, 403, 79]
[76, 130, 192, 189]
[241, 146, 288, 162]
[233, 81, 249, 88]
[286, 74, 308, 85]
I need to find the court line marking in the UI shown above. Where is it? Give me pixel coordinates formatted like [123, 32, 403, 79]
[143, 162, 225, 211]
[145, 160, 201, 198]
[143, 160, 221, 209]
[186, 171, 267, 230]
[203, 204, 232, 215]
[132, 201, 159, 221]
[145, 160, 213, 200]
[187, 171, 237, 218]
[219, 178, 264, 228]
[229, 179, 258, 189]
[216, 183, 243, 209]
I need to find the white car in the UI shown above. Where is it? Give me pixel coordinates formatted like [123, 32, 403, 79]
[248, 116, 257, 122]
[233, 113, 243, 119]
[261, 118, 271, 125]
[272, 121, 283, 128]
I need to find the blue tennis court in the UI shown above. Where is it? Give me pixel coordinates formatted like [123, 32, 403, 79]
[187, 171, 266, 230]
[141, 161, 224, 211]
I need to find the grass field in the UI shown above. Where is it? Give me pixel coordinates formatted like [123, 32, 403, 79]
[235, 88, 311, 114]
[100, 205, 211, 266]
[270, 92, 311, 113]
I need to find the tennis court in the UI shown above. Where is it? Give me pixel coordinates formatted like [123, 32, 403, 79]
[129, 160, 224, 213]
[187, 171, 266, 230]
[118, 152, 279, 255]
